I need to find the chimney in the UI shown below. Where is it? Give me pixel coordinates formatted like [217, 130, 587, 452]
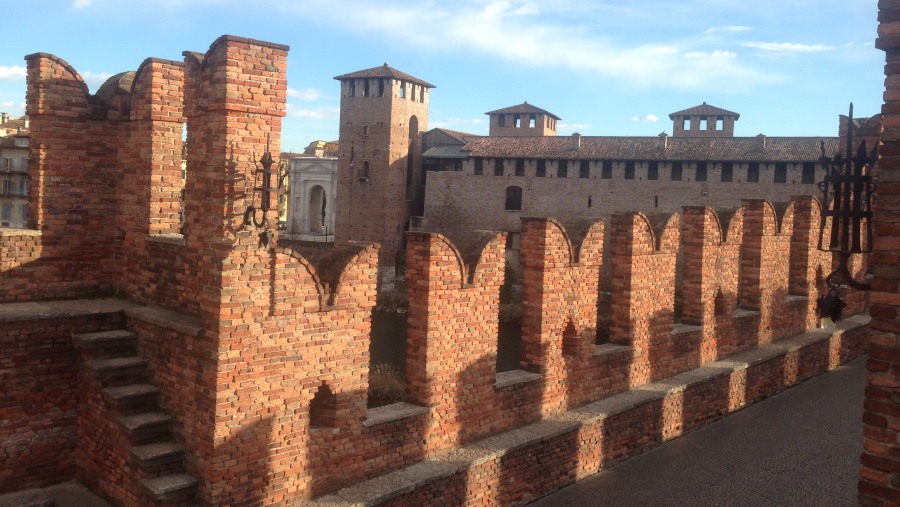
[572, 132, 581, 150]
[658, 131, 668, 150]
[756, 133, 766, 150]
[1, 113, 8, 124]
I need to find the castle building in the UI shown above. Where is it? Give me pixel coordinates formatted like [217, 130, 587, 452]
[333, 64, 433, 285]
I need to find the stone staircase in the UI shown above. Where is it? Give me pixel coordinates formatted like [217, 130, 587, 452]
[75, 329, 198, 506]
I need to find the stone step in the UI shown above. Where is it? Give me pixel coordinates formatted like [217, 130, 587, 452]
[140, 474, 198, 503]
[117, 412, 172, 442]
[73, 329, 137, 350]
[102, 383, 160, 409]
[85, 357, 148, 383]
[130, 441, 185, 468]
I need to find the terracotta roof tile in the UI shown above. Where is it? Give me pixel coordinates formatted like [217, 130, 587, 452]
[485, 102, 561, 120]
[334, 63, 435, 88]
[460, 135, 838, 162]
[669, 103, 740, 120]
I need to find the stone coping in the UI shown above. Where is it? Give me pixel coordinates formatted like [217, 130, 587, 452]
[145, 233, 185, 246]
[494, 369, 542, 389]
[733, 308, 761, 319]
[671, 323, 703, 335]
[302, 313, 869, 507]
[594, 343, 631, 357]
[0, 297, 202, 337]
[0, 227, 41, 237]
[363, 402, 427, 427]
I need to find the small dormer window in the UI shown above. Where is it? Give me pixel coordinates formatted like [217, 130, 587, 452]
[515, 115, 521, 128]
[699, 116, 708, 130]
[529, 114, 536, 128]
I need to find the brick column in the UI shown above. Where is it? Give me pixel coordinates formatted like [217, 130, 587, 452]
[405, 231, 506, 453]
[682, 206, 723, 363]
[859, 5, 900, 504]
[609, 213, 679, 385]
[519, 217, 603, 412]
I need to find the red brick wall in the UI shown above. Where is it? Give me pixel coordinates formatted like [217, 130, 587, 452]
[405, 231, 506, 452]
[0, 312, 122, 494]
[860, 4, 900, 504]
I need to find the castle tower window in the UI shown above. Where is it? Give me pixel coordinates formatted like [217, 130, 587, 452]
[378, 79, 385, 97]
[400, 81, 406, 99]
[624, 161, 635, 180]
[474, 158, 484, 175]
[802, 162, 815, 184]
[349, 80, 356, 97]
[682, 118, 689, 131]
[494, 159, 504, 176]
[419, 87, 425, 102]
[671, 162, 683, 181]
[515, 115, 521, 128]
[505, 186, 523, 211]
[602, 160, 612, 179]
[364, 79, 370, 97]
[515, 159, 525, 176]
[363, 125, 369, 137]
[721, 162, 733, 182]
[699, 116, 708, 130]
[716, 116, 724, 130]
[580, 160, 590, 178]
[498, 115, 506, 127]
[696, 162, 708, 182]
[558, 160, 568, 178]
[748, 162, 760, 183]
[648, 161, 659, 180]
[536, 160, 546, 177]
[774, 162, 787, 183]
[529, 114, 536, 128]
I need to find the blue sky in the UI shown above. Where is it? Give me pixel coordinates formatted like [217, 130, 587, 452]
[0, 0, 884, 153]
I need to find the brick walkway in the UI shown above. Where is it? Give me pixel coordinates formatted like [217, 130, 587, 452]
[531, 355, 867, 507]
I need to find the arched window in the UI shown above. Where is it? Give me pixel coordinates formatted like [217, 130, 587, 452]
[309, 383, 337, 429]
[505, 186, 523, 211]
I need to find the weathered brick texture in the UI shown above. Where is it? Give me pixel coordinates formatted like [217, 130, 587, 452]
[860, 5, 900, 506]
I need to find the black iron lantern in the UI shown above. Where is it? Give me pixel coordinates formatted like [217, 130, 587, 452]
[817, 103, 877, 292]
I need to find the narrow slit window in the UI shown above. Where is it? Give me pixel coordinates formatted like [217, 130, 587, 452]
[364, 80, 370, 97]
[696, 162, 707, 182]
[671, 162, 683, 181]
[748, 162, 760, 183]
[378, 79, 385, 97]
[721, 162, 733, 182]
[505, 186, 523, 211]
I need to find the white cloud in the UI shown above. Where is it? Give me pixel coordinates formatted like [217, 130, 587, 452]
[286, 104, 339, 120]
[0, 66, 26, 82]
[631, 114, 659, 123]
[73, 0, 92, 8]
[740, 41, 835, 53]
[287, 87, 324, 101]
[705, 25, 752, 34]
[559, 123, 591, 131]
[288, 0, 781, 91]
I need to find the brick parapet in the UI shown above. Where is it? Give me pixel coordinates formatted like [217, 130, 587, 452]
[404, 231, 507, 453]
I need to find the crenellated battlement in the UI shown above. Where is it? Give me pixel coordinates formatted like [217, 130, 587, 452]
[0, 35, 869, 507]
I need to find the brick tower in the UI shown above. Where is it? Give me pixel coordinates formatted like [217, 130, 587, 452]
[669, 102, 739, 137]
[333, 64, 433, 287]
